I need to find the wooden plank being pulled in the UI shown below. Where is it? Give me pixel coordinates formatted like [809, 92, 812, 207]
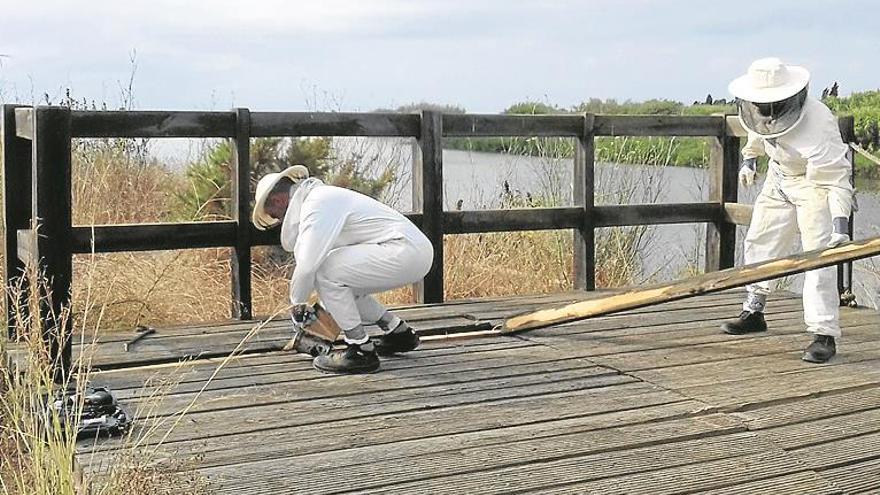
[504, 236, 880, 333]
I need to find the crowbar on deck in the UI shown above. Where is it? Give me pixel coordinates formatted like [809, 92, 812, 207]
[503, 236, 880, 333]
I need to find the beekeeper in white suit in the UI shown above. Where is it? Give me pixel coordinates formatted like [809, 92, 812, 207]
[720, 57, 854, 363]
[253, 165, 434, 374]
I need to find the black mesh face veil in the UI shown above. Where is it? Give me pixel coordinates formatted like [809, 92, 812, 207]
[737, 87, 808, 137]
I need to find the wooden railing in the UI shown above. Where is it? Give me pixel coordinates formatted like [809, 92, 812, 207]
[0, 105, 856, 380]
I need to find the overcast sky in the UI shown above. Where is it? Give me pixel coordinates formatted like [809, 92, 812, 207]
[1, 0, 877, 113]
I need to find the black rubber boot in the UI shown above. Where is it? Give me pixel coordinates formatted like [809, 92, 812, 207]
[374, 323, 420, 356]
[313, 343, 380, 374]
[721, 311, 768, 335]
[802, 335, 836, 363]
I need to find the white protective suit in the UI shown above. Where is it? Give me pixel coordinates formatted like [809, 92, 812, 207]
[280, 179, 434, 343]
[740, 96, 853, 337]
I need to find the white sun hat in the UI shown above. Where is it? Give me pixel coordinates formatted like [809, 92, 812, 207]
[252, 165, 310, 230]
[728, 57, 810, 103]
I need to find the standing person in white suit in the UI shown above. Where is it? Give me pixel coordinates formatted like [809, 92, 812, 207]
[252, 165, 434, 374]
[720, 57, 854, 363]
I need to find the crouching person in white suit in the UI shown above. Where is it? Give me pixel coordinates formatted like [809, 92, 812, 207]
[252, 165, 434, 374]
[721, 58, 854, 363]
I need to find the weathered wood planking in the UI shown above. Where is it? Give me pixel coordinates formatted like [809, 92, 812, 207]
[75, 291, 880, 494]
[593, 115, 725, 137]
[442, 114, 727, 138]
[528, 451, 824, 495]
[505, 235, 880, 332]
[250, 112, 420, 137]
[820, 457, 880, 494]
[442, 113, 584, 137]
[86, 382, 685, 474]
[71, 221, 237, 253]
[70, 110, 236, 138]
[443, 207, 582, 233]
[197, 399, 705, 486]
[209, 414, 747, 494]
[593, 203, 719, 227]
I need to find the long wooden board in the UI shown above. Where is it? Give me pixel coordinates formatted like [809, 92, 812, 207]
[504, 236, 880, 332]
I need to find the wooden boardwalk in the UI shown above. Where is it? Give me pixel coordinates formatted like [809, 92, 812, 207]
[77, 290, 880, 494]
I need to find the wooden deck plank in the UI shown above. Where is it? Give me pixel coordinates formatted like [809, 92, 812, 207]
[631, 338, 880, 389]
[109, 350, 579, 400]
[91, 340, 536, 393]
[84, 383, 685, 471]
[821, 457, 880, 494]
[86, 366, 634, 450]
[526, 450, 814, 495]
[207, 414, 745, 494]
[787, 429, 880, 471]
[733, 387, 880, 430]
[693, 472, 841, 495]
[351, 434, 793, 495]
[678, 361, 880, 410]
[592, 319, 880, 374]
[123, 354, 610, 417]
[188, 399, 706, 479]
[761, 407, 880, 451]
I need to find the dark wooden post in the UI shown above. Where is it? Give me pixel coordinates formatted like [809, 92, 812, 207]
[413, 110, 444, 303]
[231, 108, 253, 319]
[837, 116, 856, 297]
[706, 127, 739, 272]
[32, 106, 73, 383]
[2, 105, 33, 338]
[573, 113, 596, 290]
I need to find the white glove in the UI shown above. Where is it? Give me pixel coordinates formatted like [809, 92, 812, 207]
[828, 217, 850, 247]
[738, 157, 757, 187]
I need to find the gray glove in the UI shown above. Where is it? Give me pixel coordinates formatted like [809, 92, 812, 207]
[291, 304, 317, 328]
[738, 157, 758, 187]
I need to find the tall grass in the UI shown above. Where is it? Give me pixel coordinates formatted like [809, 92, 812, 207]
[0, 260, 296, 493]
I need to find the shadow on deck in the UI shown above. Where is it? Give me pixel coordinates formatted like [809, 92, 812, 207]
[77, 290, 880, 494]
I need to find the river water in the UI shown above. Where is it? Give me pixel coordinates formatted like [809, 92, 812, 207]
[428, 148, 880, 310]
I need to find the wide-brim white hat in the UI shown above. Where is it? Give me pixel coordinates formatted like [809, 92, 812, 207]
[728, 57, 810, 103]
[252, 165, 310, 230]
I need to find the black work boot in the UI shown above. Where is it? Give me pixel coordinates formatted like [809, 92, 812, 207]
[374, 323, 420, 356]
[721, 311, 768, 335]
[802, 335, 836, 363]
[313, 342, 380, 374]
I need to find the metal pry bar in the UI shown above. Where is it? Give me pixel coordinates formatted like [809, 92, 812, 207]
[123, 325, 156, 352]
